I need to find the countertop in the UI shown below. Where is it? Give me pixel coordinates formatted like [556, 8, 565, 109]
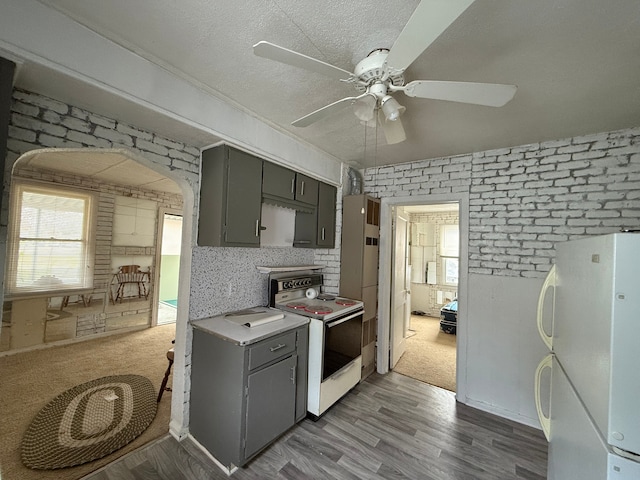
[191, 306, 309, 345]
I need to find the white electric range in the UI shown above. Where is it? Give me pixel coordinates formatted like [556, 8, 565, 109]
[269, 272, 364, 418]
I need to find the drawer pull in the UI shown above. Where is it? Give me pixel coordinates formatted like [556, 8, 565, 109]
[270, 343, 286, 352]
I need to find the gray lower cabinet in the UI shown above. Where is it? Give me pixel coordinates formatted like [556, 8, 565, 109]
[189, 325, 308, 471]
[198, 144, 263, 247]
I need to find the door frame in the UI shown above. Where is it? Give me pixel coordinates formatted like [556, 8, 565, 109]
[151, 207, 182, 326]
[377, 192, 469, 402]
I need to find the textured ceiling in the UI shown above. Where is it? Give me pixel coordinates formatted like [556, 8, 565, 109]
[18, 150, 183, 194]
[20, 0, 640, 168]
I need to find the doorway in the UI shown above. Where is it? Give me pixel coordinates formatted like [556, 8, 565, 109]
[154, 210, 182, 326]
[392, 203, 459, 391]
[377, 193, 469, 400]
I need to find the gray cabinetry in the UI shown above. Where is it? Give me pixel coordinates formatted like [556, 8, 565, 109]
[316, 182, 337, 247]
[198, 144, 263, 247]
[190, 324, 308, 471]
[293, 183, 337, 248]
[339, 194, 380, 380]
[294, 173, 318, 205]
[262, 161, 296, 201]
[262, 162, 319, 208]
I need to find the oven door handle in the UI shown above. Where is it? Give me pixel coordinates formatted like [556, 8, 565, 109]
[326, 310, 363, 328]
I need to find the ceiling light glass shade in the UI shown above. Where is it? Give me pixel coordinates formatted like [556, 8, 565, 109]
[381, 95, 406, 122]
[352, 94, 377, 122]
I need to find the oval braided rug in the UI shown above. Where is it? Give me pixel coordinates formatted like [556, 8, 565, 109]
[21, 374, 157, 470]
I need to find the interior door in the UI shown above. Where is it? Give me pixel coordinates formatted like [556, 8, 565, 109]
[390, 212, 409, 368]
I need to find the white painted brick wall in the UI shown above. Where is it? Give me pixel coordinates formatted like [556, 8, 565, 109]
[364, 127, 640, 278]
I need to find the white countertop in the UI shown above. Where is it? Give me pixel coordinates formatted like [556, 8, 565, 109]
[191, 307, 309, 345]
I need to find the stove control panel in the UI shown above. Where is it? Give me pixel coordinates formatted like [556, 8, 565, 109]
[275, 274, 323, 292]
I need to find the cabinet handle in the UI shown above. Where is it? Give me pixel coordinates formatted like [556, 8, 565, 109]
[255, 219, 260, 237]
[290, 364, 296, 385]
[321, 227, 325, 241]
[291, 178, 295, 194]
[301, 181, 305, 196]
[270, 343, 286, 352]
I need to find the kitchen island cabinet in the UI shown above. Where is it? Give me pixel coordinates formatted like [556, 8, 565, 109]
[189, 309, 309, 473]
[198, 144, 263, 247]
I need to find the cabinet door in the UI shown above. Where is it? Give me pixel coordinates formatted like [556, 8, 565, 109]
[244, 355, 297, 459]
[262, 162, 295, 201]
[295, 174, 318, 205]
[225, 148, 263, 246]
[293, 210, 317, 247]
[316, 182, 336, 248]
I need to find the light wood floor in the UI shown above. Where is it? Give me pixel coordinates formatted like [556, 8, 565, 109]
[84, 372, 548, 480]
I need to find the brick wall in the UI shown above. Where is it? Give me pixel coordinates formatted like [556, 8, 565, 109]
[2, 89, 197, 343]
[364, 127, 640, 278]
[5, 89, 199, 203]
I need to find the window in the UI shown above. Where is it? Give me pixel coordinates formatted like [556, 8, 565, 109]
[443, 257, 459, 285]
[6, 181, 95, 297]
[441, 224, 459, 285]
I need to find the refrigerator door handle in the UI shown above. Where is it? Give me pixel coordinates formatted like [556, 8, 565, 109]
[535, 354, 553, 441]
[536, 264, 556, 350]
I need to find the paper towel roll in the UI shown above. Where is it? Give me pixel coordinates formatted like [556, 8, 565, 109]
[305, 288, 318, 299]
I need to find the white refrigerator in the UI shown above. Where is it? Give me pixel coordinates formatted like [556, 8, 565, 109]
[535, 233, 640, 479]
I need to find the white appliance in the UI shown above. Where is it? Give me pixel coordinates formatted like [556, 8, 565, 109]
[269, 272, 364, 419]
[535, 233, 640, 479]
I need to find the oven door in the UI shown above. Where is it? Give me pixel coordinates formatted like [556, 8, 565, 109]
[322, 310, 363, 381]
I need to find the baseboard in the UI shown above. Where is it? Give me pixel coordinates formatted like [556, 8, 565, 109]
[462, 398, 542, 430]
[183, 434, 237, 476]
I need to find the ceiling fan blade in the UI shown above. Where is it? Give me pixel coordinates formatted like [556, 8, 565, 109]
[253, 41, 352, 81]
[292, 96, 363, 127]
[378, 110, 407, 145]
[385, 0, 475, 73]
[403, 80, 517, 107]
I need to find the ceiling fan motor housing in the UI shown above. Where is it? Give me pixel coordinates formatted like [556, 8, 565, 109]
[353, 49, 404, 93]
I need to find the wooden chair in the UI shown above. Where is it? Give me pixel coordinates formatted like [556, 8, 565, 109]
[157, 346, 175, 402]
[113, 265, 150, 303]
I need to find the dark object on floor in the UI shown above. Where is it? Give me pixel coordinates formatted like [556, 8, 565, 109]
[440, 299, 458, 334]
[411, 310, 427, 316]
[157, 347, 175, 402]
[21, 374, 157, 470]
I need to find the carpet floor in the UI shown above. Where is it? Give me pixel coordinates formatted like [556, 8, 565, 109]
[0, 324, 175, 480]
[393, 315, 457, 392]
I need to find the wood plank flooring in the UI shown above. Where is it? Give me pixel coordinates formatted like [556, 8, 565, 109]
[83, 372, 548, 480]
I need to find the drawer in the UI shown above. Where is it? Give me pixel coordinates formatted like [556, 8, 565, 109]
[248, 331, 296, 370]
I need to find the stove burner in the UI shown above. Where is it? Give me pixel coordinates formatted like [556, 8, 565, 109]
[317, 294, 336, 301]
[304, 305, 334, 315]
[336, 298, 357, 306]
[286, 302, 308, 310]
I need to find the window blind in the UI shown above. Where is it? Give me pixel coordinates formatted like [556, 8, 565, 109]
[6, 181, 95, 297]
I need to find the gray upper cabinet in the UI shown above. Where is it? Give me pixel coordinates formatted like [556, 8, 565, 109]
[316, 182, 336, 247]
[262, 162, 295, 201]
[198, 145, 263, 247]
[262, 163, 318, 209]
[294, 174, 318, 206]
[293, 182, 337, 249]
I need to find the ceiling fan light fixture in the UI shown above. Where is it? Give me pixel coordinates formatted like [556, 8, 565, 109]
[352, 94, 377, 122]
[381, 95, 405, 122]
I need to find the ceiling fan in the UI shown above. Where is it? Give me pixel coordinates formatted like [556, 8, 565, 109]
[253, 0, 516, 144]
